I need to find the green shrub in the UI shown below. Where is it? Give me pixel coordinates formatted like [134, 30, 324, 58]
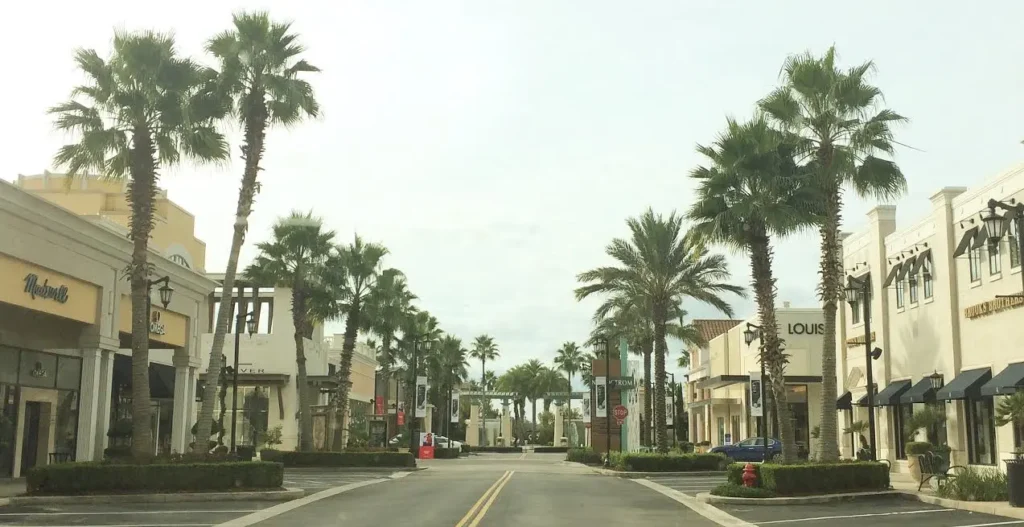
[727, 462, 761, 486]
[26, 462, 283, 495]
[936, 467, 1008, 502]
[566, 448, 603, 465]
[610, 452, 728, 472]
[533, 446, 568, 453]
[759, 462, 889, 496]
[906, 441, 933, 457]
[258, 450, 415, 468]
[434, 448, 461, 459]
[469, 446, 522, 453]
[679, 442, 695, 453]
[461, 443, 471, 454]
[343, 446, 399, 453]
[711, 483, 777, 498]
[102, 446, 132, 460]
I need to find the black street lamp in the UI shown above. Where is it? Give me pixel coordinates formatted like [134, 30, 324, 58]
[844, 275, 880, 461]
[983, 199, 1024, 296]
[742, 323, 770, 462]
[146, 276, 174, 315]
[669, 372, 677, 448]
[228, 285, 258, 454]
[593, 336, 611, 467]
[408, 336, 433, 454]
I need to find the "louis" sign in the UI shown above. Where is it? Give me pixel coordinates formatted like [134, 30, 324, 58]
[23, 273, 70, 304]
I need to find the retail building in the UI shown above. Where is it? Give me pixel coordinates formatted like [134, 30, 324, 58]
[1, 174, 213, 477]
[838, 162, 1024, 472]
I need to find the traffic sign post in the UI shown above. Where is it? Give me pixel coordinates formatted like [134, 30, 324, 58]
[613, 405, 628, 426]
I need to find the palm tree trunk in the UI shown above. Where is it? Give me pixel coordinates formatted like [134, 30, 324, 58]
[195, 95, 268, 447]
[750, 234, 796, 462]
[817, 170, 843, 462]
[480, 359, 487, 445]
[292, 287, 314, 451]
[643, 339, 653, 447]
[126, 129, 157, 458]
[653, 307, 669, 453]
[531, 399, 538, 443]
[333, 301, 361, 450]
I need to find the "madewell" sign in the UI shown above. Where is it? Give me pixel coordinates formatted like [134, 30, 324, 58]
[23, 273, 70, 304]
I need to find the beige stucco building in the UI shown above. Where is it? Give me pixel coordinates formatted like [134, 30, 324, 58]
[1, 175, 213, 478]
[838, 162, 1024, 473]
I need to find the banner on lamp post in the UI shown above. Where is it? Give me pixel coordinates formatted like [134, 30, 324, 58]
[665, 396, 674, 426]
[750, 371, 764, 417]
[583, 395, 591, 423]
[450, 389, 460, 423]
[415, 376, 428, 418]
[595, 376, 607, 418]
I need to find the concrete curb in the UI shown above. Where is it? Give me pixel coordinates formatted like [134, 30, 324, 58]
[0, 498, 8, 508]
[900, 491, 1024, 520]
[595, 469, 727, 478]
[697, 490, 901, 505]
[7, 488, 304, 506]
[286, 466, 424, 472]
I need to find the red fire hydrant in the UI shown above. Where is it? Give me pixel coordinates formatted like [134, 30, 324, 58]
[741, 463, 757, 487]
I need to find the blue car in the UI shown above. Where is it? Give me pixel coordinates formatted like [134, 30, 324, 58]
[710, 438, 781, 462]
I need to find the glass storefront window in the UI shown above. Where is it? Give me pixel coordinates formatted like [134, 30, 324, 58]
[0, 348, 18, 385]
[55, 356, 82, 391]
[19, 351, 57, 389]
[968, 398, 997, 465]
[54, 390, 79, 457]
[893, 404, 913, 460]
[0, 385, 17, 477]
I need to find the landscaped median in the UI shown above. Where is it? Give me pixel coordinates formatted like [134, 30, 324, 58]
[26, 461, 284, 496]
[610, 451, 729, 472]
[259, 449, 416, 468]
[704, 461, 891, 503]
[566, 448, 603, 465]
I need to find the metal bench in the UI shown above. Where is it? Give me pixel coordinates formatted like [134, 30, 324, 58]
[917, 451, 966, 491]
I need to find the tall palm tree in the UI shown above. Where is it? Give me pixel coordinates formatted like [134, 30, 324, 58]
[244, 212, 336, 451]
[687, 115, 820, 462]
[51, 31, 228, 456]
[196, 11, 320, 447]
[576, 209, 745, 453]
[522, 359, 546, 430]
[396, 309, 442, 436]
[759, 47, 905, 460]
[362, 270, 415, 436]
[496, 366, 529, 446]
[470, 335, 499, 444]
[553, 342, 584, 392]
[329, 236, 389, 449]
[428, 335, 469, 433]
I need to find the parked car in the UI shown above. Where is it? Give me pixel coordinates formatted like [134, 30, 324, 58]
[709, 438, 781, 462]
[388, 433, 461, 450]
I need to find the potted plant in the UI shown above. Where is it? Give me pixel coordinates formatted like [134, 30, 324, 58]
[844, 421, 870, 460]
[996, 392, 1024, 507]
[905, 441, 933, 482]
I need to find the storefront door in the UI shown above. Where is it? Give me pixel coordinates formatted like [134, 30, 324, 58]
[0, 386, 17, 477]
[20, 402, 42, 472]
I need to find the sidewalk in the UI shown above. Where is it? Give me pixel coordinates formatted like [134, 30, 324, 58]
[891, 471, 1024, 520]
[0, 479, 24, 498]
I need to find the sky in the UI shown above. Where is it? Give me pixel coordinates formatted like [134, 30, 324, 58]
[2, 1, 1023, 391]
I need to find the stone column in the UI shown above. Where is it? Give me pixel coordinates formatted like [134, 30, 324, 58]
[553, 403, 563, 445]
[94, 349, 115, 459]
[75, 349, 104, 461]
[171, 351, 195, 453]
[501, 402, 512, 446]
[424, 405, 433, 434]
[467, 405, 480, 446]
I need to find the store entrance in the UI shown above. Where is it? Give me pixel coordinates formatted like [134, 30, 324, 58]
[20, 402, 44, 472]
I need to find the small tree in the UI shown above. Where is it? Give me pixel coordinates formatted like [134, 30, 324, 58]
[996, 392, 1024, 458]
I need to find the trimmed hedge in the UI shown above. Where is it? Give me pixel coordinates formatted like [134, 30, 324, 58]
[711, 483, 777, 498]
[460, 443, 471, 454]
[532, 446, 568, 453]
[26, 462, 283, 495]
[610, 452, 728, 472]
[759, 462, 889, 495]
[435, 448, 461, 459]
[259, 450, 415, 468]
[469, 446, 523, 453]
[566, 448, 603, 465]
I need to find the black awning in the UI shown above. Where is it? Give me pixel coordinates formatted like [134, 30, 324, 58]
[882, 264, 901, 287]
[953, 227, 978, 257]
[853, 385, 877, 406]
[972, 226, 990, 250]
[981, 363, 1024, 397]
[875, 380, 912, 406]
[113, 354, 176, 399]
[910, 249, 931, 276]
[937, 368, 992, 400]
[897, 256, 918, 280]
[837, 391, 852, 410]
[900, 378, 937, 404]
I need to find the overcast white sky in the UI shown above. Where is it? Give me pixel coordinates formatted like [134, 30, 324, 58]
[2, 1, 1023, 387]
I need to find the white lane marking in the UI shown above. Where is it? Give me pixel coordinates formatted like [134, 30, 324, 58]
[953, 522, 1024, 527]
[390, 471, 413, 479]
[28, 524, 212, 527]
[0, 510, 255, 517]
[756, 509, 954, 524]
[214, 478, 387, 527]
[634, 478, 755, 527]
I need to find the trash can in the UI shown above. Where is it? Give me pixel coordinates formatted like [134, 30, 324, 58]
[237, 445, 255, 461]
[1007, 459, 1024, 507]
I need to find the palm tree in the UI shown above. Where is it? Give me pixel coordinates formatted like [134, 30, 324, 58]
[576, 209, 744, 453]
[396, 309, 442, 436]
[497, 366, 530, 446]
[553, 342, 584, 393]
[470, 335, 499, 444]
[329, 236, 389, 449]
[687, 115, 820, 462]
[362, 271, 415, 437]
[759, 47, 906, 460]
[429, 335, 469, 434]
[51, 31, 229, 456]
[243, 211, 336, 451]
[196, 11, 320, 447]
[521, 359, 546, 431]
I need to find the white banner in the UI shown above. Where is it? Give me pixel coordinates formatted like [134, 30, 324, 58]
[595, 376, 607, 418]
[450, 389, 460, 423]
[415, 376, 428, 418]
[666, 396, 674, 426]
[583, 396, 591, 423]
[750, 371, 764, 417]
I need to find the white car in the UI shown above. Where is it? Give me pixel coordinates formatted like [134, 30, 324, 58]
[434, 435, 462, 450]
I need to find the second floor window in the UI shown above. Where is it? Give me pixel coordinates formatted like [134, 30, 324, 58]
[909, 276, 919, 304]
[990, 243, 1002, 275]
[969, 246, 982, 282]
[1011, 222, 1021, 269]
[923, 259, 934, 299]
[896, 278, 905, 308]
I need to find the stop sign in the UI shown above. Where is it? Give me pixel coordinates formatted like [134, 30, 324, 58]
[613, 405, 628, 423]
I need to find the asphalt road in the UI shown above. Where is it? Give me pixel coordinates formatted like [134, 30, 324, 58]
[645, 473, 728, 496]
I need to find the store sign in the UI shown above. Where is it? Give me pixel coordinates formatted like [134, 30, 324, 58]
[149, 311, 166, 335]
[238, 367, 266, 374]
[29, 361, 49, 379]
[23, 273, 70, 304]
[965, 294, 1024, 319]
[786, 322, 824, 335]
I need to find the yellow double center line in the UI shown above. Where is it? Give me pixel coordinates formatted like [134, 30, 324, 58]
[455, 470, 515, 527]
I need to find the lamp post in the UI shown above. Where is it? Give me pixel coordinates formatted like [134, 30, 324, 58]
[146, 276, 174, 317]
[229, 285, 258, 454]
[742, 323, 769, 462]
[844, 275, 878, 461]
[594, 336, 611, 466]
[982, 199, 1024, 295]
[669, 372, 677, 448]
[408, 336, 433, 454]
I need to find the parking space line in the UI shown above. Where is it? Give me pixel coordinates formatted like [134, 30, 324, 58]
[954, 522, 1024, 527]
[755, 508, 954, 524]
[215, 478, 388, 527]
[634, 478, 755, 527]
[0, 510, 255, 516]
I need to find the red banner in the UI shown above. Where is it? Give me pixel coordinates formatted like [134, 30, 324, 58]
[375, 395, 384, 415]
[397, 410, 405, 426]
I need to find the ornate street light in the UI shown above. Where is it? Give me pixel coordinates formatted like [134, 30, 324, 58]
[983, 198, 1024, 298]
[742, 323, 769, 462]
[846, 274, 877, 461]
[928, 372, 944, 391]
